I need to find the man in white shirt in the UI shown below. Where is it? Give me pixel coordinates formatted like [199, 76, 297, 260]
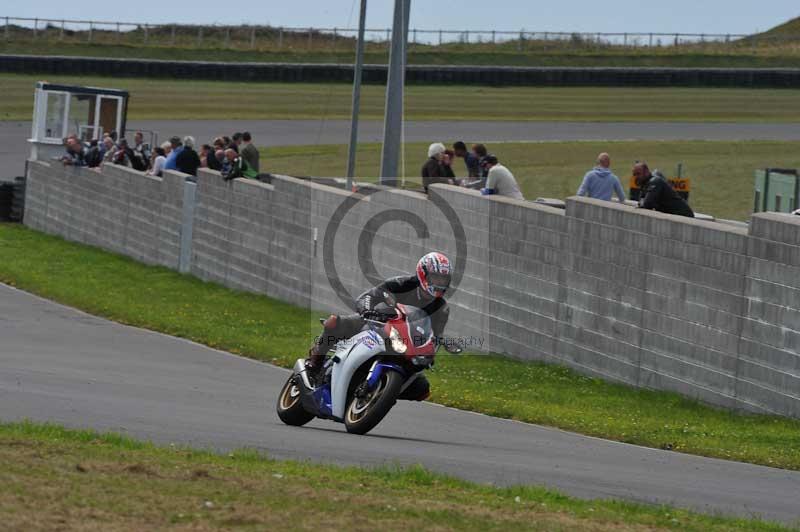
[481, 155, 524, 200]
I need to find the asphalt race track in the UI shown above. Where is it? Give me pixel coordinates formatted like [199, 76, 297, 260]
[2, 283, 799, 523]
[3, 119, 800, 178]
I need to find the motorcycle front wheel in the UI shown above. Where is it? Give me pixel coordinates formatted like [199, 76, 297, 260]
[344, 370, 403, 435]
[276, 374, 315, 426]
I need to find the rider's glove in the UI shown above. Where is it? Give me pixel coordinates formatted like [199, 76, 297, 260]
[360, 309, 382, 322]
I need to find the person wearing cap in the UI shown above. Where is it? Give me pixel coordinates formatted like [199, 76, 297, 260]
[163, 136, 184, 171]
[421, 142, 455, 193]
[481, 155, 524, 200]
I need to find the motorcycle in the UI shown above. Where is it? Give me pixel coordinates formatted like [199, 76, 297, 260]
[276, 303, 450, 435]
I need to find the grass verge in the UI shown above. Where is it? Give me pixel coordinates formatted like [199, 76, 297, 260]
[1, 223, 799, 472]
[3, 73, 800, 122]
[267, 140, 800, 221]
[3, 40, 800, 68]
[0, 420, 790, 531]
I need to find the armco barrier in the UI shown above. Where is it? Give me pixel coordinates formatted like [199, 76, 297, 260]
[23, 160, 800, 418]
[2, 54, 800, 87]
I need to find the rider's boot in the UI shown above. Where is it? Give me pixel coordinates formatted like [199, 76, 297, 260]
[305, 345, 326, 384]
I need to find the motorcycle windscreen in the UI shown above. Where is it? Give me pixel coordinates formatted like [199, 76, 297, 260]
[404, 306, 434, 348]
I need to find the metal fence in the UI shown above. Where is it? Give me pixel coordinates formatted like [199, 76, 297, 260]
[3, 15, 794, 52]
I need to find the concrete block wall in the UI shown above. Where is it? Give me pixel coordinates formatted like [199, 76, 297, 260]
[23, 162, 800, 418]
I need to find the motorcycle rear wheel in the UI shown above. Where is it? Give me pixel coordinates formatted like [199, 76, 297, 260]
[344, 370, 403, 435]
[276, 374, 315, 426]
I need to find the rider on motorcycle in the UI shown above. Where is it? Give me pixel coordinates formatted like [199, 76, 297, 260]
[306, 252, 453, 400]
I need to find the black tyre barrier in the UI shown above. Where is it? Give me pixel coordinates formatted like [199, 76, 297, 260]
[2, 54, 799, 88]
[11, 176, 25, 223]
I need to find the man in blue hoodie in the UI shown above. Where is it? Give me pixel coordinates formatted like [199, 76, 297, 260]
[577, 153, 626, 202]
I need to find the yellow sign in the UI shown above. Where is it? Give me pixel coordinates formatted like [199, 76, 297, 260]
[629, 175, 691, 192]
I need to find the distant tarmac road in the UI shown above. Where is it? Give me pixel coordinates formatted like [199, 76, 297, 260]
[3, 119, 800, 178]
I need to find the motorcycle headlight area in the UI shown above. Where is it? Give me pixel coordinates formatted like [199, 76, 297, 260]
[387, 326, 407, 354]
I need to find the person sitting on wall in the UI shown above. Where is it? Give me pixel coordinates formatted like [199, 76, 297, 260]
[61, 136, 86, 167]
[221, 148, 258, 181]
[577, 152, 626, 202]
[421, 142, 455, 193]
[633, 162, 694, 218]
[480, 155, 524, 200]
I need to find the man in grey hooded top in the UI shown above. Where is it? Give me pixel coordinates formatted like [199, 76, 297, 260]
[577, 152, 626, 202]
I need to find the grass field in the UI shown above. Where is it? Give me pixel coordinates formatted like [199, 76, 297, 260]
[266, 140, 800, 221]
[0, 421, 787, 531]
[2, 223, 799, 472]
[4, 37, 800, 68]
[3, 73, 800, 122]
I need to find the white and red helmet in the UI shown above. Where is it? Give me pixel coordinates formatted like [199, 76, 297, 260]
[416, 252, 451, 299]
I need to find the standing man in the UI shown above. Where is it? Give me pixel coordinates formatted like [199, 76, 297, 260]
[240, 132, 260, 174]
[453, 141, 480, 179]
[132, 131, 151, 171]
[577, 152, 626, 202]
[633, 162, 694, 218]
[481, 155, 524, 200]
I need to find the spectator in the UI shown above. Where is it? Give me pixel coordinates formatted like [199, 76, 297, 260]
[84, 139, 103, 168]
[148, 147, 167, 177]
[163, 136, 184, 171]
[463, 143, 489, 189]
[633, 162, 694, 218]
[199, 144, 212, 168]
[111, 138, 134, 167]
[215, 149, 228, 174]
[481, 155, 524, 200]
[223, 135, 237, 153]
[222, 148, 258, 180]
[213, 137, 225, 151]
[240, 131, 260, 173]
[232, 132, 243, 148]
[421, 142, 455, 192]
[577, 152, 625, 202]
[176, 136, 201, 177]
[131, 131, 151, 171]
[101, 136, 117, 165]
[453, 141, 480, 179]
[61, 136, 86, 167]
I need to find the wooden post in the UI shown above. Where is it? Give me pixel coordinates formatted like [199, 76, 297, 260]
[649, 33, 653, 47]
[518, 30, 523, 51]
[197, 26, 203, 46]
[88, 22, 93, 43]
[60, 19, 65, 41]
[33, 18, 37, 40]
[225, 27, 230, 48]
[116, 22, 121, 42]
[332, 27, 337, 48]
[144, 24, 149, 44]
[438, 29, 442, 45]
[170, 25, 176, 45]
[250, 26, 256, 49]
[308, 27, 313, 49]
[491, 30, 495, 44]
[278, 27, 283, 48]
[5, 17, 9, 42]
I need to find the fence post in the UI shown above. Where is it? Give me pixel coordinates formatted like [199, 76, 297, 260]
[250, 26, 256, 49]
[386, 28, 390, 43]
[674, 33, 678, 46]
[413, 28, 417, 44]
[518, 30, 523, 51]
[4, 17, 8, 42]
[308, 27, 313, 49]
[438, 29, 442, 45]
[623, 33, 627, 46]
[225, 27, 230, 48]
[60, 20, 65, 41]
[197, 26, 203, 46]
[491, 30, 495, 44]
[465, 30, 469, 43]
[116, 22, 120, 42]
[143, 24, 148, 44]
[170, 25, 176, 45]
[278, 27, 283, 48]
[332, 27, 337, 48]
[88, 22, 93, 43]
[648, 33, 653, 47]
[33, 18, 37, 40]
